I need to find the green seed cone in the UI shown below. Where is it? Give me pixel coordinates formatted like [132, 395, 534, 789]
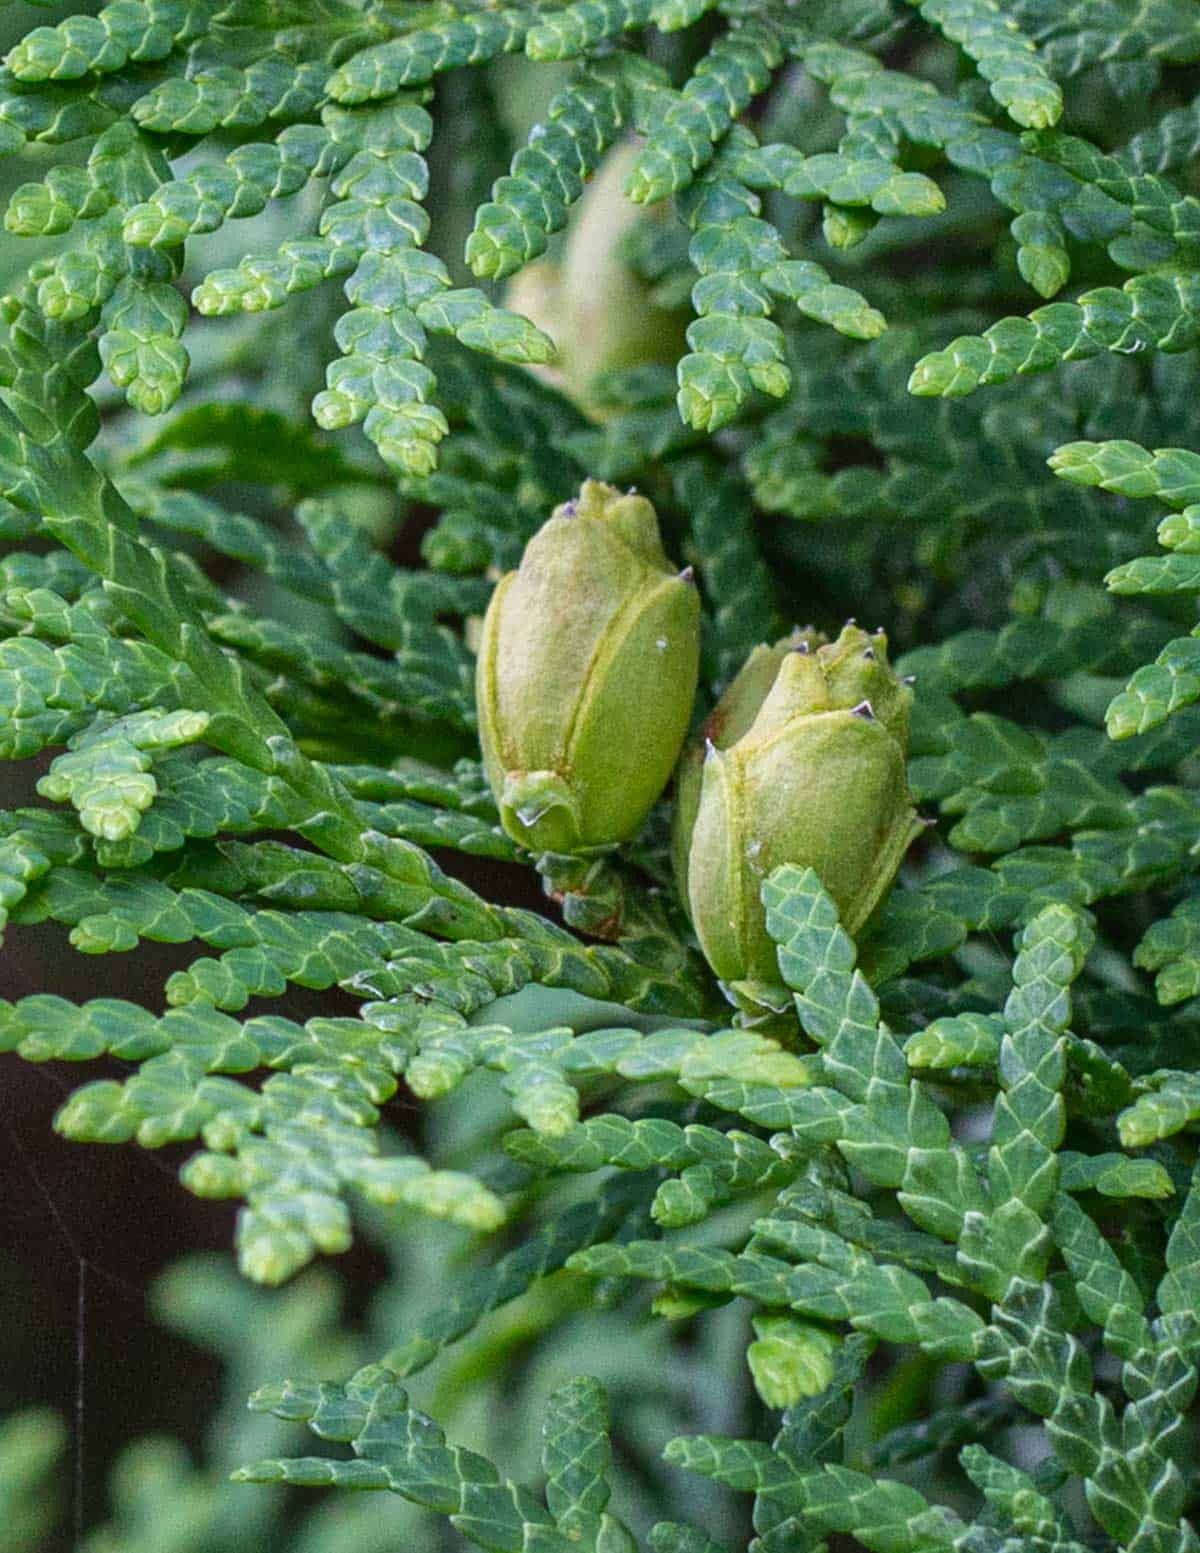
[503, 140, 690, 420]
[674, 624, 922, 1006]
[671, 625, 826, 909]
[476, 480, 701, 853]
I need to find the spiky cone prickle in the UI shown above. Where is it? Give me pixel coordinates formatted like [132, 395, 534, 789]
[476, 480, 701, 856]
[673, 624, 923, 1018]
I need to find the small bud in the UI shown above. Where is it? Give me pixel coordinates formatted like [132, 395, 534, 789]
[748, 1315, 839, 1409]
[672, 624, 921, 1000]
[679, 565, 695, 583]
[477, 480, 701, 853]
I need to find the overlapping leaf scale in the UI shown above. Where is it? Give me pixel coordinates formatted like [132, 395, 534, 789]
[0, 416, 619, 976]
[625, 21, 783, 203]
[36, 705, 209, 844]
[910, 272, 1200, 398]
[797, 39, 1115, 300]
[664, 1435, 1013, 1553]
[865, 785, 1200, 983]
[368, 985, 811, 1135]
[1049, 438, 1200, 741]
[653, 870, 1190, 1553]
[124, 113, 344, 249]
[380, 1172, 656, 1376]
[0, 65, 145, 156]
[217, 100, 550, 477]
[0, 990, 504, 1283]
[672, 126, 884, 432]
[1120, 1067, 1200, 1146]
[125, 81, 552, 461]
[292, 494, 481, 724]
[896, 588, 1168, 702]
[1136, 892, 1200, 1017]
[525, 0, 655, 63]
[0, 607, 195, 760]
[507, 1112, 799, 1227]
[131, 57, 329, 135]
[673, 453, 778, 685]
[329, 7, 537, 102]
[910, 716, 1132, 854]
[237, 1368, 631, 1553]
[466, 62, 628, 281]
[117, 479, 335, 601]
[907, 0, 1062, 129]
[3, 118, 184, 415]
[5, 1, 206, 86]
[1123, 94, 1200, 174]
[1006, 0, 1200, 80]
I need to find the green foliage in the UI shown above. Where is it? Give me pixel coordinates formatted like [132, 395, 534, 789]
[908, 0, 1063, 129]
[466, 62, 629, 281]
[12, 0, 1197, 453]
[237, 1368, 642, 1553]
[0, 1410, 64, 1553]
[5, 2, 1200, 1551]
[1049, 438, 1200, 741]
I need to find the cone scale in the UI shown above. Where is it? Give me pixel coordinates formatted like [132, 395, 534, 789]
[476, 480, 701, 854]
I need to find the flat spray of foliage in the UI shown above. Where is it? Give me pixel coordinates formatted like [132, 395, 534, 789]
[4, 1, 1200, 1550]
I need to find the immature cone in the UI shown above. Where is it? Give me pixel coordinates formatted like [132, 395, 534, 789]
[673, 624, 922, 1006]
[503, 140, 689, 419]
[476, 480, 701, 853]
